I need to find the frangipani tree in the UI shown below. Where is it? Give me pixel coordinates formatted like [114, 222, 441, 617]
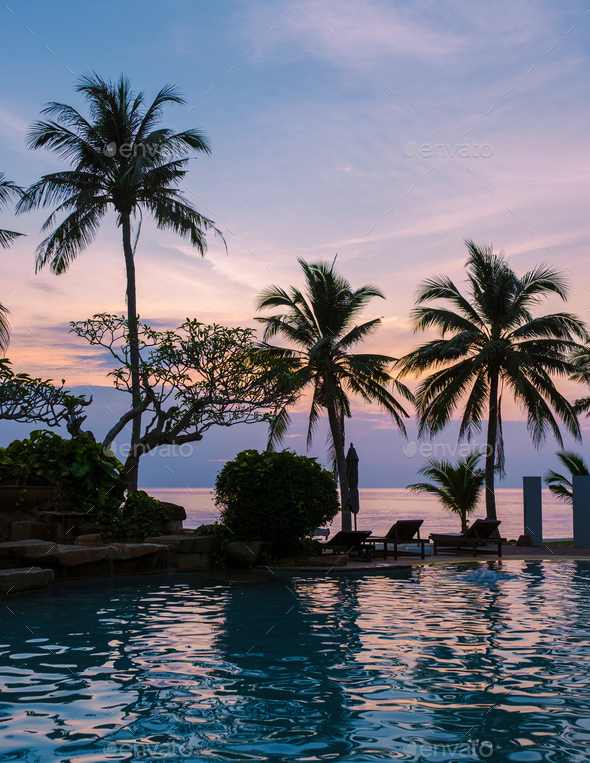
[70, 314, 298, 487]
[0, 359, 90, 432]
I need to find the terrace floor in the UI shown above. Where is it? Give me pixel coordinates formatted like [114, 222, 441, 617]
[270, 544, 590, 572]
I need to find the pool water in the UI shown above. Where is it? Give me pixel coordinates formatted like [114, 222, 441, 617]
[1, 561, 589, 762]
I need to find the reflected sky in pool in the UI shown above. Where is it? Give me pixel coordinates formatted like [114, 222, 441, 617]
[0, 561, 589, 762]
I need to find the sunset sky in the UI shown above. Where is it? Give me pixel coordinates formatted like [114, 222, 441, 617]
[1, 0, 590, 488]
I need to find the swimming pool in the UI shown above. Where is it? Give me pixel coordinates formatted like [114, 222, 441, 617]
[1, 561, 589, 761]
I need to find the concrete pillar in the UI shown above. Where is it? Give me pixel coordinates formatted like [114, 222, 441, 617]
[523, 476, 543, 547]
[572, 475, 590, 547]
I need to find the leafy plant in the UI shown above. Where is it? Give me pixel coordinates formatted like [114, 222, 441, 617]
[0, 172, 24, 351]
[0, 358, 90, 431]
[544, 451, 590, 505]
[398, 240, 587, 520]
[93, 490, 171, 540]
[70, 314, 298, 487]
[18, 73, 222, 490]
[407, 451, 485, 532]
[0, 430, 123, 512]
[255, 258, 412, 531]
[215, 449, 340, 558]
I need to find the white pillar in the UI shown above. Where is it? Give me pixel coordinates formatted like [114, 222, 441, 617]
[572, 475, 590, 547]
[523, 476, 542, 547]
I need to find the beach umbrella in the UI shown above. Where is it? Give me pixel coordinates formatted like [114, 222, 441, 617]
[346, 442, 360, 530]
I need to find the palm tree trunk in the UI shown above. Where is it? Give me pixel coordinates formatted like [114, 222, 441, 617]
[121, 212, 141, 492]
[485, 368, 499, 521]
[326, 400, 351, 532]
[460, 512, 468, 533]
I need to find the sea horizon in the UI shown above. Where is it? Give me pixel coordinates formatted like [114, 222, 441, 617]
[148, 486, 573, 542]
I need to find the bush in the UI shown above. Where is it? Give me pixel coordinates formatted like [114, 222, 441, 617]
[94, 490, 171, 540]
[0, 429, 123, 512]
[215, 449, 339, 557]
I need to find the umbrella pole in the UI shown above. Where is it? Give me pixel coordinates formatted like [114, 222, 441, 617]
[354, 513, 357, 531]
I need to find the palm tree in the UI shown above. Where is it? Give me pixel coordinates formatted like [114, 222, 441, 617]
[17, 73, 222, 489]
[407, 451, 485, 532]
[255, 257, 413, 531]
[0, 173, 24, 351]
[398, 240, 587, 521]
[544, 451, 589, 505]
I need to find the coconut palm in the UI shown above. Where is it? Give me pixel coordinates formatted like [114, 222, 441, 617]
[0, 173, 24, 351]
[407, 451, 485, 532]
[544, 451, 589, 505]
[17, 73, 222, 489]
[398, 240, 587, 521]
[255, 257, 413, 531]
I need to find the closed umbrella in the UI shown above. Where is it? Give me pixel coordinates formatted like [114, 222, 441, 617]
[346, 442, 360, 530]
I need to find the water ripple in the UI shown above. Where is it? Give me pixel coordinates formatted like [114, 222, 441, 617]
[0, 562, 589, 761]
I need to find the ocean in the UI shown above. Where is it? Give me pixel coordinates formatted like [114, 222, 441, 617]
[148, 487, 573, 541]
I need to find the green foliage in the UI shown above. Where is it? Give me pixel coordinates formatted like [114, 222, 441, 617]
[0, 358, 90, 428]
[19, 73, 221, 275]
[407, 451, 485, 532]
[544, 450, 590, 505]
[0, 430, 123, 511]
[256, 258, 412, 459]
[398, 239, 588, 519]
[93, 490, 171, 540]
[215, 449, 339, 557]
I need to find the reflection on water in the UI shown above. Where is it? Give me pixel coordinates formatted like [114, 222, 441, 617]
[0, 562, 589, 761]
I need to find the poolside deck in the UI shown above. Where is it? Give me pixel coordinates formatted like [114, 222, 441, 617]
[270, 545, 590, 572]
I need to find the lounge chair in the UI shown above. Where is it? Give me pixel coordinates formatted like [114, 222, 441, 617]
[430, 519, 506, 557]
[316, 530, 373, 559]
[366, 520, 427, 560]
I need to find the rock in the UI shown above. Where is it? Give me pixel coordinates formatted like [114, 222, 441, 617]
[0, 566, 55, 594]
[516, 535, 535, 547]
[195, 523, 218, 535]
[77, 523, 101, 536]
[302, 555, 349, 568]
[226, 540, 263, 568]
[74, 534, 104, 546]
[169, 551, 212, 571]
[145, 535, 216, 554]
[57, 545, 109, 566]
[11, 521, 66, 543]
[160, 519, 184, 533]
[0, 539, 58, 561]
[160, 502, 187, 521]
[107, 543, 168, 561]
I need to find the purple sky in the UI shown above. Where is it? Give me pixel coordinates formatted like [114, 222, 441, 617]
[1, 0, 589, 486]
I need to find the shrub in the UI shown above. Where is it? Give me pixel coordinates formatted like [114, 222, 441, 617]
[215, 449, 339, 557]
[94, 490, 171, 540]
[0, 429, 123, 512]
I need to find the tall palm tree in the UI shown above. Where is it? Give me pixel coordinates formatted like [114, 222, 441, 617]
[255, 257, 413, 531]
[407, 451, 485, 532]
[0, 173, 24, 351]
[544, 451, 589, 505]
[398, 240, 587, 521]
[17, 73, 222, 489]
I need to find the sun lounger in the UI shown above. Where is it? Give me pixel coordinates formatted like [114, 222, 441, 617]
[429, 519, 506, 557]
[316, 530, 373, 559]
[366, 520, 427, 560]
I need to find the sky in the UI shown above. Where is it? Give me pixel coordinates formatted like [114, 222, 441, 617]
[1, 0, 590, 488]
